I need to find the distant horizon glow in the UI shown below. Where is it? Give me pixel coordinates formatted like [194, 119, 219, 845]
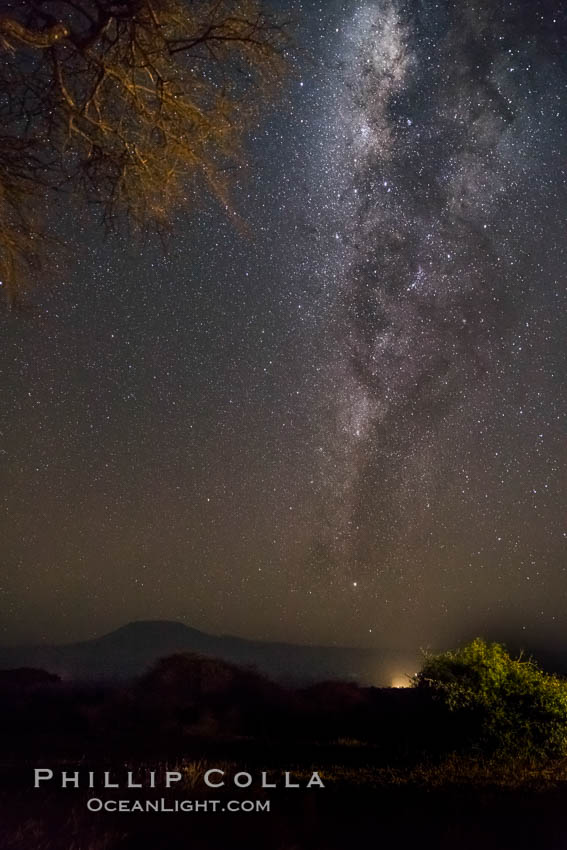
[390, 675, 413, 689]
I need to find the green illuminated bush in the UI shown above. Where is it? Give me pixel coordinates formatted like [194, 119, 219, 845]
[415, 638, 567, 760]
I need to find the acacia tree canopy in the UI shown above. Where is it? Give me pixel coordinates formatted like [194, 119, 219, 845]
[0, 0, 289, 304]
[415, 638, 567, 760]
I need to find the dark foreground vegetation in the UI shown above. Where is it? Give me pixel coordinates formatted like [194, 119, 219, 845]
[2, 640, 567, 849]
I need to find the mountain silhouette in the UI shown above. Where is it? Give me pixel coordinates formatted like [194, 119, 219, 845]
[0, 620, 415, 685]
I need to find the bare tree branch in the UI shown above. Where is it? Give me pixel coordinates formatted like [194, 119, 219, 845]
[0, 0, 290, 305]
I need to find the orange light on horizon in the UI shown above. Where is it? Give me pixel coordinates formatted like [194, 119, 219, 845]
[390, 674, 413, 688]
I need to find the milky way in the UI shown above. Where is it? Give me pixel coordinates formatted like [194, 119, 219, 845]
[1, 0, 566, 652]
[301, 0, 567, 643]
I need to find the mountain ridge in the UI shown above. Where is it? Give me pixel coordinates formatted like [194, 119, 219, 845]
[0, 619, 415, 686]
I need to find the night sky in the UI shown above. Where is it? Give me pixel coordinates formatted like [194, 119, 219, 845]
[1, 0, 566, 652]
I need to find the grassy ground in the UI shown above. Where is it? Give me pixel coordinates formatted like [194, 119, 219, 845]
[4, 749, 567, 849]
[3, 667, 567, 848]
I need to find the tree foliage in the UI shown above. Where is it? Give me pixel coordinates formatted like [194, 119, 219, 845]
[0, 0, 289, 304]
[415, 638, 567, 760]
[134, 652, 282, 738]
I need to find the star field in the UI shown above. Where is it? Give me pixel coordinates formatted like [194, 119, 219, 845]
[1, 0, 566, 652]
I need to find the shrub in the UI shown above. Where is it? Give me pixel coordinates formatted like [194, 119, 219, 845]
[414, 638, 567, 760]
[134, 653, 283, 739]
